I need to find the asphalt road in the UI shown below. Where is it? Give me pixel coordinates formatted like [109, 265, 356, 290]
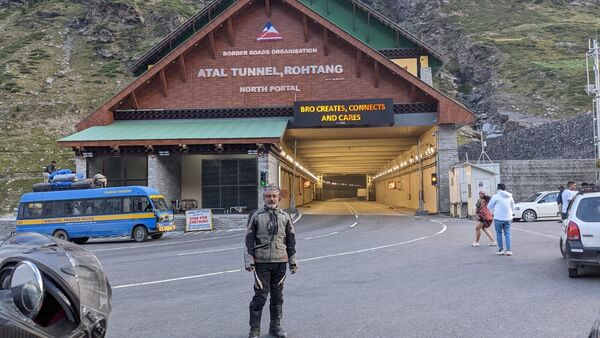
[84, 200, 600, 338]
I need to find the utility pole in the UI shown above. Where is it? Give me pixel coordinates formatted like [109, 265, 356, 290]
[586, 39, 600, 183]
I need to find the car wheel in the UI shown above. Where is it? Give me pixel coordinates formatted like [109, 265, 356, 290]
[73, 237, 89, 245]
[132, 225, 148, 242]
[150, 233, 163, 240]
[560, 239, 566, 259]
[52, 230, 69, 241]
[568, 268, 579, 278]
[522, 210, 537, 222]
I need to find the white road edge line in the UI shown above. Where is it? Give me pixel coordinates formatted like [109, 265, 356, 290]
[305, 232, 339, 240]
[293, 213, 303, 224]
[349, 221, 358, 228]
[113, 269, 241, 289]
[90, 233, 245, 252]
[113, 220, 449, 290]
[177, 247, 243, 256]
[512, 226, 560, 239]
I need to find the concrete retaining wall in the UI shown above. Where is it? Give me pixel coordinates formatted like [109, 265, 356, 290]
[496, 159, 596, 202]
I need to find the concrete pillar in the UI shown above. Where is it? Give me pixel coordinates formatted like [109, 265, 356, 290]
[74, 157, 87, 178]
[437, 124, 458, 214]
[147, 154, 182, 207]
[257, 152, 281, 209]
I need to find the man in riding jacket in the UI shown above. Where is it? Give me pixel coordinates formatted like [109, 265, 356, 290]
[245, 185, 298, 338]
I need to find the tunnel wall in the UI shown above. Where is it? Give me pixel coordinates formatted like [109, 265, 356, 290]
[374, 126, 440, 213]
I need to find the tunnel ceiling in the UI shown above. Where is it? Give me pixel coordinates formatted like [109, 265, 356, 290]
[284, 126, 430, 175]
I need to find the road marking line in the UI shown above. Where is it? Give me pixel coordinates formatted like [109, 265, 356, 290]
[113, 220, 449, 289]
[305, 232, 339, 240]
[429, 220, 449, 235]
[293, 213, 303, 224]
[512, 226, 559, 239]
[297, 236, 430, 263]
[349, 221, 358, 228]
[177, 246, 243, 256]
[90, 233, 245, 252]
[113, 269, 241, 289]
[344, 202, 359, 216]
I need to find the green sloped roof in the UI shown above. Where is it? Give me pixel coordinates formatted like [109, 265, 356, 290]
[60, 118, 290, 142]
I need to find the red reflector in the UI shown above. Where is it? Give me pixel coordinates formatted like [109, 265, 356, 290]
[567, 221, 580, 240]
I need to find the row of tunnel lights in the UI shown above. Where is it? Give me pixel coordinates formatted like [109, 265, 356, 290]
[372, 146, 437, 180]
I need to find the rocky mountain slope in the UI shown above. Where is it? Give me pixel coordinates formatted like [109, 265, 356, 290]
[1, 0, 599, 213]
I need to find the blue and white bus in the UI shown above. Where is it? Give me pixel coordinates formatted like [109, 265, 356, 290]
[16, 186, 175, 243]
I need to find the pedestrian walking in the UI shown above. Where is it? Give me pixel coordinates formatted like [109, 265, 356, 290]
[245, 185, 298, 338]
[472, 190, 497, 247]
[561, 181, 578, 220]
[556, 185, 564, 223]
[488, 183, 515, 256]
[42, 160, 57, 183]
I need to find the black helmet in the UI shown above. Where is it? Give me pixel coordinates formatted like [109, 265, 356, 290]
[0, 232, 111, 337]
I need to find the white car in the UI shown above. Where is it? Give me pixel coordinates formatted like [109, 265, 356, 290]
[512, 191, 560, 222]
[559, 189, 600, 278]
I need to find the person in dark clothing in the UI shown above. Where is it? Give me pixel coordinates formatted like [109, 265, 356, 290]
[556, 185, 564, 223]
[245, 185, 298, 338]
[42, 161, 57, 183]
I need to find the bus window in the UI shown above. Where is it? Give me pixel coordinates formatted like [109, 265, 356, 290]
[123, 197, 132, 213]
[21, 203, 44, 219]
[132, 196, 152, 212]
[81, 200, 95, 215]
[65, 200, 84, 216]
[105, 198, 124, 214]
[93, 199, 106, 215]
[43, 201, 65, 218]
[150, 197, 169, 212]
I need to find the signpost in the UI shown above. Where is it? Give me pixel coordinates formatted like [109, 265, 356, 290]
[185, 209, 213, 232]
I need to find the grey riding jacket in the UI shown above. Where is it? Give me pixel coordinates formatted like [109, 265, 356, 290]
[244, 206, 297, 269]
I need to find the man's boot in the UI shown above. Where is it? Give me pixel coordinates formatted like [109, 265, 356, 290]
[248, 326, 260, 338]
[269, 305, 287, 338]
[249, 308, 262, 338]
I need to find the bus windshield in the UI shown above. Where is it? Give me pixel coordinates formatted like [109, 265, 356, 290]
[151, 197, 169, 212]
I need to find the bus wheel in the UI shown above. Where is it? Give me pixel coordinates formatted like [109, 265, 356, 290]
[73, 237, 89, 245]
[150, 233, 163, 240]
[132, 225, 148, 242]
[53, 230, 69, 241]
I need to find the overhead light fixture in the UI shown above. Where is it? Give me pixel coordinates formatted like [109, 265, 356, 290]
[82, 152, 93, 158]
[158, 150, 170, 156]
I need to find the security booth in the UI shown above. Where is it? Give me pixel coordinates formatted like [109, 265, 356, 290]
[58, 0, 476, 214]
[449, 163, 501, 218]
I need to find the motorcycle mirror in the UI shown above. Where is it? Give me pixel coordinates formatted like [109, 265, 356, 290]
[10, 261, 44, 319]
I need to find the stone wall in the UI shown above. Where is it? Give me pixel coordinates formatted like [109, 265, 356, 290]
[437, 124, 459, 213]
[497, 159, 596, 202]
[257, 152, 280, 209]
[147, 154, 182, 206]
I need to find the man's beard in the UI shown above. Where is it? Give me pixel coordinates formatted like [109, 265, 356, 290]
[265, 201, 278, 208]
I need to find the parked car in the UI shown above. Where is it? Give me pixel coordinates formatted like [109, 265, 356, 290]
[513, 191, 560, 222]
[559, 187, 600, 278]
